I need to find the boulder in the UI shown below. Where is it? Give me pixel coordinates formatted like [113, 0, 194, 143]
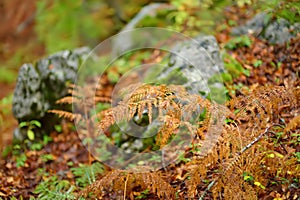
[144, 35, 225, 102]
[232, 12, 300, 44]
[12, 47, 90, 140]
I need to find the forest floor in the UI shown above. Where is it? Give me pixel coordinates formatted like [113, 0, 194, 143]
[0, 3, 299, 200]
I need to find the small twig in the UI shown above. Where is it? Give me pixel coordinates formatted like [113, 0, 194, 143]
[124, 173, 130, 200]
[199, 123, 283, 200]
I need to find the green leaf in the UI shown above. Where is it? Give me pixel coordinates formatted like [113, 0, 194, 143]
[2, 145, 13, 157]
[34, 175, 75, 199]
[243, 175, 251, 181]
[30, 143, 43, 151]
[43, 135, 53, 145]
[267, 153, 275, 158]
[107, 71, 119, 83]
[221, 72, 233, 83]
[224, 53, 246, 78]
[54, 125, 62, 133]
[16, 154, 27, 168]
[254, 181, 266, 189]
[275, 152, 284, 158]
[253, 60, 263, 68]
[19, 122, 28, 128]
[30, 120, 42, 128]
[225, 35, 252, 50]
[71, 162, 104, 187]
[225, 118, 235, 124]
[27, 130, 35, 141]
[40, 154, 54, 162]
[294, 152, 300, 162]
[242, 69, 250, 77]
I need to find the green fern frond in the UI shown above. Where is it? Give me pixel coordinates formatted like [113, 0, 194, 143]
[71, 162, 104, 188]
[34, 176, 76, 200]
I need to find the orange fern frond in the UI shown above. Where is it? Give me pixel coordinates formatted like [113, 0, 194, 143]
[78, 170, 175, 199]
[285, 115, 300, 132]
[48, 110, 82, 122]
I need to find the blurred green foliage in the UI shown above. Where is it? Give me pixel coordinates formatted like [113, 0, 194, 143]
[35, 0, 262, 55]
[35, 0, 115, 54]
[260, 0, 300, 23]
[225, 35, 252, 50]
[34, 0, 155, 54]
[224, 53, 250, 78]
[2, 0, 296, 74]
[0, 68, 16, 84]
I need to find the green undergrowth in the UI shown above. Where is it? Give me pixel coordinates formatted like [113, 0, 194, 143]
[33, 162, 104, 200]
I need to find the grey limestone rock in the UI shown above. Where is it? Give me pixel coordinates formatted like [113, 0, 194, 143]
[12, 47, 90, 124]
[263, 19, 300, 44]
[145, 35, 225, 100]
[231, 12, 268, 36]
[232, 12, 300, 44]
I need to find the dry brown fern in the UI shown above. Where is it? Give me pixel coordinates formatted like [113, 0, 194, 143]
[51, 79, 299, 199]
[49, 77, 112, 127]
[285, 115, 300, 133]
[98, 83, 225, 151]
[48, 109, 83, 123]
[186, 85, 299, 199]
[93, 83, 230, 198]
[78, 169, 175, 199]
[227, 86, 295, 125]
